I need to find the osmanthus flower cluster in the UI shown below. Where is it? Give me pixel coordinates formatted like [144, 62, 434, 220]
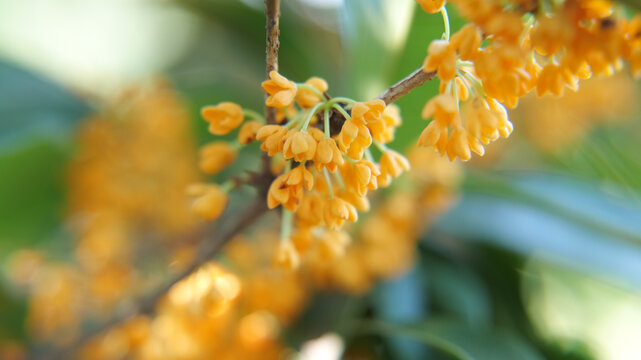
[67, 146, 459, 360]
[197, 71, 410, 269]
[416, 0, 641, 161]
[3, 82, 202, 348]
[4, 78, 462, 359]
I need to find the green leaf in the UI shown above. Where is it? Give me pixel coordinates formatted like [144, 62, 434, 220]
[367, 318, 544, 360]
[425, 260, 492, 327]
[341, 0, 416, 99]
[0, 60, 89, 150]
[0, 140, 70, 254]
[0, 286, 27, 341]
[434, 173, 641, 290]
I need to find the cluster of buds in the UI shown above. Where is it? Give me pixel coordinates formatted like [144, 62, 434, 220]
[193, 0, 641, 269]
[198, 71, 409, 269]
[416, 0, 641, 161]
[187, 101, 266, 221]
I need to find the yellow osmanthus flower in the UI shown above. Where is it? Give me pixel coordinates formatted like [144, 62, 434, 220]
[262, 71, 297, 108]
[473, 43, 534, 109]
[341, 160, 380, 197]
[296, 77, 328, 109]
[238, 120, 263, 144]
[314, 137, 345, 172]
[201, 102, 244, 135]
[339, 190, 371, 212]
[282, 129, 318, 162]
[267, 166, 314, 211]
[416, 0, 446, 14]
[516, 74, 638, 151]
[256, 125, 289, 156]
[368, 104, 402, 144]
[318, 230, 351, 259]
[323, 197, 358, 230]
[187, 183, 229, 220]
[352, 99, 386, 123]
[199, 141, 237, 174]
[296, 194, 324, 228]
[334, 101, 385, 160]
[418, 91, 512, 161]
[274, 241, 301, 270]
[300, 150, 460, 293]
[536, 64, 579, 96]
[379, 150, 411, 180]
[335, 118, 372, 160]
[424, 39, 457, 81]
[450, 24, 482, 60]
[418, 93, 459, 151]
[168, 262, 241, 317]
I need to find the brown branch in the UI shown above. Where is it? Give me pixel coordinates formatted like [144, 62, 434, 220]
[316, 67, 438, 135]
[377, 68, 437, 105]
[260, 0, 282, 180]
[264, 0, 281, 125]
[36, 199, 269, 360]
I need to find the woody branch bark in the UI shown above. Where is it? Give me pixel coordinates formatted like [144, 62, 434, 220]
[377, 68, 437, 104]
[264, 0, 281, 125]
[34, 16, 436, 360]
[260, 0, 282, 177]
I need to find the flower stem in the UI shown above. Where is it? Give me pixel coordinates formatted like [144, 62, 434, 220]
[332, 103, 351, 120]
[280, 208, 293, 242]
[296, 83, 325, 100]
[325, 97, 356, 109]
[323, 168, 335, 198]
[301, 102, 324, 131]
[242, 108, 265, 123]
[440, 6, 450, 41]
[324, 107, 331, 137]
[373, 140, 388, 153]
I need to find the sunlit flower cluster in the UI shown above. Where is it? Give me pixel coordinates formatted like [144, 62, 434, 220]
[417, 0, 641, 161]
[5, 0, 641, 358]
[4, 81, 201, 347]
[516, 74, 638, 151]
[200, 71, 410, 269]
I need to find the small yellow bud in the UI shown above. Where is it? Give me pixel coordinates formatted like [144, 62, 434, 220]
[296, 77, 328, 109]
[187, 184, 229, 220]
[201, 102, 244, 135]
[262, 71, 297, 108]
[199, 142, 237, 174]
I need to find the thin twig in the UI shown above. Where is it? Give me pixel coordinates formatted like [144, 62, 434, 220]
[316, 67, 437, 134]
[264, 0, 281, 125]
[261, 0, 282, 178]
[377, 68, 437, 105]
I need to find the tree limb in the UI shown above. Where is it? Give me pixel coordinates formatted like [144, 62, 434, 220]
[264, 0, 281, 125]
[377, 68, 437, 105]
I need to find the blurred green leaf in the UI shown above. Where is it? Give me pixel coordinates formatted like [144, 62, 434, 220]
[341, 0, 416, 99]
[0, 60, 89, 150]
[367, 318, 543, 360]
[434, 173, 641, 290]
[0, 286, 27, 341]
[425, 260, 491, 327]
[374, 264, 429, 359]
[0, 61, 83, 253]
[0, 140, 69, 254]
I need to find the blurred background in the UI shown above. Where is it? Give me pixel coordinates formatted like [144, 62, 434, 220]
[2, 0, 641, 359]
